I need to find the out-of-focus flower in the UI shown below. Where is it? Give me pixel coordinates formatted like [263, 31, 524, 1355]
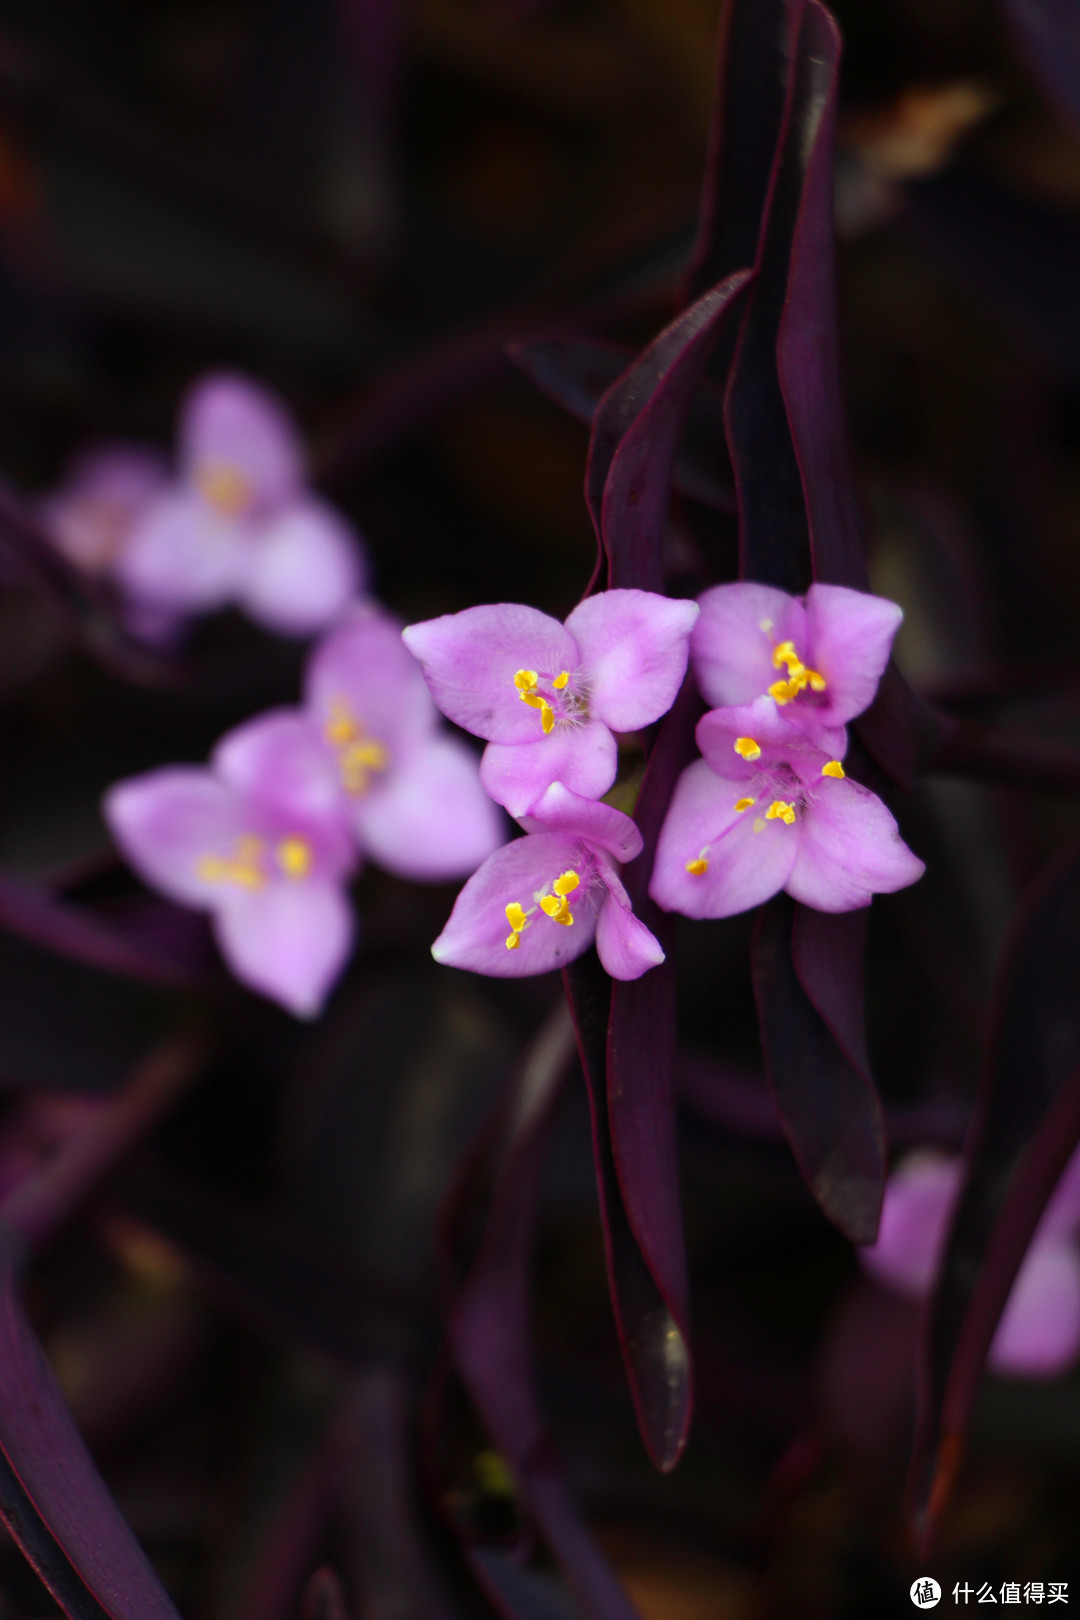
[691, 581, 902, 757]
[42, 444, 169, 575]
[215, 603, 504, 882]
[650, 696, 923, 917]
[117, 374, 367, 636]
[402, 590, 699, 815]
[431, 782, 664, 980]
[105, 760, 358, 1019]
[861, 1152, 1080, 1378]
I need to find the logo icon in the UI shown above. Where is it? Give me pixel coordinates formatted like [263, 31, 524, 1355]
[910, 1578, 941, 1608]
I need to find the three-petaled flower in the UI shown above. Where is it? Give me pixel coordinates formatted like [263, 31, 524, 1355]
[431, 783, 664, 980]
[690, 581, 903, 757]
[105, 603, 502, 1015]
[861, 1152, 1080, 1377]
[651, 696, 924, 917]
[117, 373, 367, 636]
[402, 590, 699, 815]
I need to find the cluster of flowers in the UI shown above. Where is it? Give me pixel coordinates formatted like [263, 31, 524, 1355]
[44, 374, 364, 640]
[84, 371, 925, 1013]
[405, 579, 925, 984]
[863, 1150, 1080, 1377]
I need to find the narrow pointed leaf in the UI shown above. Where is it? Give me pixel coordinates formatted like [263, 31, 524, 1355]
[910, 837, 1080, 1547]
[752, 896, 885, 1243]
[0, 1233, 182, 1620]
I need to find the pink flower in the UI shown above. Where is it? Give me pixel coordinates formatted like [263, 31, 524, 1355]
[691, 581, 903, 757]
[117, 374, 367, 636]
[861, 1152, 1080, 1378]
[650, 697, 923, 918]
[431, 784, 665, 981]
[402, 590, 699, 815]
[104, 762, 358, 1019]
[42, 444, 169, 575]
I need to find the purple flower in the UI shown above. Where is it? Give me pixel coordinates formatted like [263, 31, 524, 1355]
[431, 783, 664, 981]
[42, 444, 169, 575]
[650, 696, 924, 917]
[861, 1152, 1080, 1378]
[402, 590, 699, 815]
[214, 603, 504, 883]
[691, 581, 903, 756]
[104, 761, 358, 1019]
[116, 374, 367, 636]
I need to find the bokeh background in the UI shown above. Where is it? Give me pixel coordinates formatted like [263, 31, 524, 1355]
[0, 0, 1079, 1615]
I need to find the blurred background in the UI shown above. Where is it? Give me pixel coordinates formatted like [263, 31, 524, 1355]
[0, 0, 1079, 1615]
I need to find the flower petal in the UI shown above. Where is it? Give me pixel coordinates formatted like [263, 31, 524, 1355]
[181, 373, 303, 510]
[212, 710, 354, 875]
[563, 589, 699, 731]
[117, 489, 248, 611]
[785, 777, 924, 913]
[804, 583, 902, 727]
[352, 736, 504, 881]
[43, 444, 169, 573]
[989, 1238, 1080, 1378]
[104, 768, 250, 908]
[431, 832, 601, 977]
[696, 697, 831, 782]
[402, 604, 577, 743]
[238, 495, 367, 636]
[522, 781, 643, 864]
[650, 758, 797, 919]
[306, 603, 436, 756]
[479, 719, 617, 816]
[859, 1153, 961, 1299]
[691, 583, 806, 707]
[1040, 1145, 1080, 1239]
[594, 862, 665, 980]
[215, 879, 354, 1017]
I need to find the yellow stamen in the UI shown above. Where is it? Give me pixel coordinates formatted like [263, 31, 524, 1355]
[540, 701, 555, 734]
[515, 668, 556, 734]
[766, 640, 826, 704]
[540, 872, 580, 926]
[772, 640, 799, 670]
[734, 796, 755, 813]
[734, 736, 761, 761]
[504, 900, 532, 951]
[685, 857, 708, 875]
[277, 837, 312, 878]
[324, 698, 389, 795]
[196, 835, 265, 890]
[514, 669, 539, 693]
[195, 462, 251, 516]
[552, 671, 570, 690]
[768, 678, 799, 704]
[505, 932, 521, 949]
[765, 799, 797, 825]
[552, 870, 579, 896]
[808, 669, 827, 691]
[822, 760, 845, 779]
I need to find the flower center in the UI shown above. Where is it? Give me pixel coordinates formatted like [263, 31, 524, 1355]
[513, 668, 583, 735]
[196, 833, 314, 889]
[324, 698, 389, 795]
[504, 868, 581, 949]
[195, 462, 253, 517]
[683, 751, 844, 874]
[766, 638, 827, 706]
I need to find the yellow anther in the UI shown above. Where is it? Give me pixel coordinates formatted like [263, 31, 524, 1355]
[807, 669, 827, 692]
[772, 640, 799, 670]
[505, 932, 521, 949]
[514, 669, 539, 693]
[822, 760, 845, 779]
[768, 678, 798, 704]
[552, 671, 570, 690]
[324, 698, 388, 794]
[685, 857, 709, 875]
[540, 888, 575, 926]
[196, 835, 265, 890]
[540, 701, 555, 734]
[765, 799, 797, 825]
[766, 640, 826, 703]
[504, 900, 532, 950]
[734, 737, 761, 760]
[195, 462, 252, 516]
[552, 870, 580, 897]
[277, 837, 312, 878]
[734, 797, 755, 813]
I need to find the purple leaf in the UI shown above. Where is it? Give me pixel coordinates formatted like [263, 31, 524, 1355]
[909, 836, 1080, 1548]
[585, 274, 750, 592]
[752, 896, 885, 1243]
[1001, 0, 1080, 140]
[683, 0, 794, 308]
[0, 1233, 182, 1620]
[448, 1004, 641, 1620]
[598, 272, 751, 592]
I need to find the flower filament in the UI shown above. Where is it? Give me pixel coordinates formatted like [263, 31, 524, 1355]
[504, 869, 581, 948]
[324, 698, 389, 794]
[514, 667, 578, 736]
[767, 639, 827, 706]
